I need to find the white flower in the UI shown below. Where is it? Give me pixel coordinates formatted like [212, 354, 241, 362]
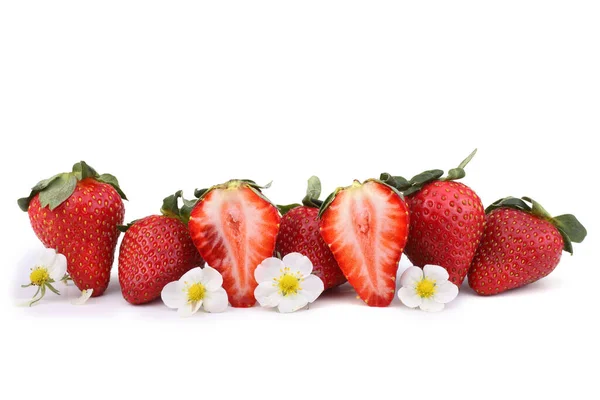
[71, 289, 93, 305]
[254, 253, 325, 313]
[22, 247, 67, 306]
[161, 266, 228, 317]
[397, 265, 459, 312]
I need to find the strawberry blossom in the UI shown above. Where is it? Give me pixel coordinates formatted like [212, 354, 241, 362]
[397, 265, 459, 312]
[254, 253, 325, 313]
[21, 247, 67, 306]
[161, 266, 228, 317]
[71, 289, 94, 305]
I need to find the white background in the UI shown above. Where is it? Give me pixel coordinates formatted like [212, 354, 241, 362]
[1, 1, 598, 399]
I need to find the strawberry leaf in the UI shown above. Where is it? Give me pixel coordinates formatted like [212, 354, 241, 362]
[72, 161, 98, 180]
[302, 176, 323, 208]
[18, 161, 127, 211]
[410, 169, 444, 186]
[553, 214, 587, 244]
[278, 203, 301, 215]
[39, 173, 77, 210]
[97, 173, 127, 200]
[161, 190, 184, 219]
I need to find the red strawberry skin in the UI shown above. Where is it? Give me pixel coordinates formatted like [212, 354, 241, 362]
[319, 181, 409, 307]
[28, 178, 125, 296]
[189, 184, 281, 308]
[118, 215, 204, 305]
[276, 206, 346, 290]
[404, 180, 485, 286]
[468, 208, 564, 295]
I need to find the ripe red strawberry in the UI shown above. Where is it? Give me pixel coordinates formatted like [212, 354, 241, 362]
[188, 180, 281, 307]
[381, 149, 485, 286]
[18, 162, 126, 296]
[118, 191, 204, 305]
[468, 196, 586, 295]
[319, 180, 409, 307]
[276, 176, 346, 290]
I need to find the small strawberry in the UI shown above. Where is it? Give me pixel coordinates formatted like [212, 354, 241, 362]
[118, 191, 204, 305]
[319, 179, 410, 307]
[18, 161, 126, 296]
[381, 149, 485, 286]
[468, 196, 586, 295]
[188, 180, 281, 307]
[276, 176, 346, 290]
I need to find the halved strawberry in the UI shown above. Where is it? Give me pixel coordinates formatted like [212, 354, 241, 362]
[319, 180, 409, 307]
[188, 180, 281, 307]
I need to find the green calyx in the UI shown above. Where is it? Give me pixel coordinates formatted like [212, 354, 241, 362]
[487, 196, 587, 255]
[317, 178, 403, 219]
[18, 161, 127, 212]
[380, 149, 477, 196]
[277, 176, 324, 215]
[119, 190, 194, 232]
[162, 190, 198, 225]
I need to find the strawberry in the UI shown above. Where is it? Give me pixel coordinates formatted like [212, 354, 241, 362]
[276, 176, 346, 290]
[118, 191, 204, 305]
[18, 161, 126, 296]
[188, 180, 281, 307]
[381, 149, 485, 286]
[318, 179, 409, 307]
[468, 196, 586, 295]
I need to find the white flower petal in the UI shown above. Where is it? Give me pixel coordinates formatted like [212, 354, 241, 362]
[400, 267, 424, 288]
[300, 275, 324, 303]
[71, 289, 93, 305]
[254, 282, 281, 307]
[420, 297, 445, 312]
[38, 248, 57, 268]
[434, 281, 459, 304]
[178, 301, 202, 317]
[277, 293, 308, 313]
[161, 281, 187, 309]
[282, 253, 313, 276]
[255, 257, 284, 283]
[423, 264, 449, 283]
[203, 287, 228, 313]
[49, 253, 67, 281]
[201, 266, 223, 291]
[180, 267, 204, 284]
[398, 286, 422, 308]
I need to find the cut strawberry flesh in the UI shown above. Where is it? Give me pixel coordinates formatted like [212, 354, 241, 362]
[320, 181, 409, 307]
[189, 185, 280, 307]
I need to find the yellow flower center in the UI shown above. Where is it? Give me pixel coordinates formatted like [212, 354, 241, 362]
[276, 267, 302, 296]
[187, 283, 206, 302]
[30, 267, 50, 286]
[416, 278, 436, 298]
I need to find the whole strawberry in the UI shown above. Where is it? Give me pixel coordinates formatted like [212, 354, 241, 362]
[276, 177, 346, 290]
[381, 149, 485, 286]
[468, 197, 586, 295]
[18, 162, 126, 296]
[118, 191, 204, 305]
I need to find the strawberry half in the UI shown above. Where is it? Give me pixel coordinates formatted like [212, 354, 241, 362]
[381, 149, 485, 286]
[468, 196, 586, 295]
[188, 180, 281, 307]
[319, 180, 409, 307]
